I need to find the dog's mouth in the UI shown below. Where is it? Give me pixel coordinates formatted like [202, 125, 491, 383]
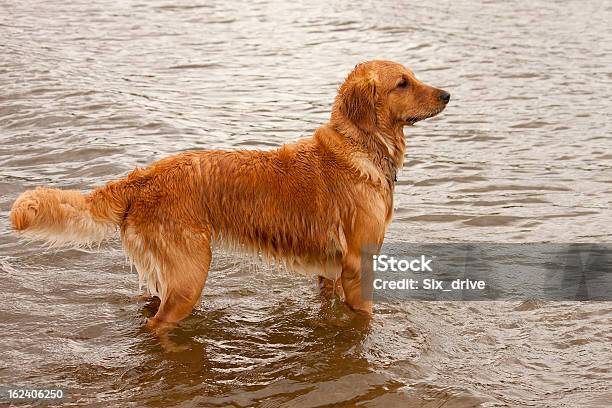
[403, 115, 432, 126]
[404, 117, 420, 126]
[404, 107, 446, 126]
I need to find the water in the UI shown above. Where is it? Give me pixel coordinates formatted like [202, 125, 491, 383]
[1, 0, 611, 406]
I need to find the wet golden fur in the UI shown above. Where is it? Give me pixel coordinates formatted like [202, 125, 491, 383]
[10, 60, 449, 331]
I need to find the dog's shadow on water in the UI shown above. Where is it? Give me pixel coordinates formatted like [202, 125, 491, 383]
[134, 296, 373, 384]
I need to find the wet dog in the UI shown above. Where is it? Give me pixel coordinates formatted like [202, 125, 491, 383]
[10, 60, 449, 333]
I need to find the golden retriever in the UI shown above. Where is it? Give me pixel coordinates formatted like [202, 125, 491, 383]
[10, 60, 449, 333]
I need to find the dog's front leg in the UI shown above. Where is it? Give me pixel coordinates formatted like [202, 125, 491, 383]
[340, 253, 373, 315]
[317, 276, 343, 299]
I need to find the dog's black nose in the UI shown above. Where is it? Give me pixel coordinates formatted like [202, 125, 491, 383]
[439, 91, 451, 104]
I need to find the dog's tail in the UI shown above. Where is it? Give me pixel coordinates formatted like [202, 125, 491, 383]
[9, 181, 130, 247]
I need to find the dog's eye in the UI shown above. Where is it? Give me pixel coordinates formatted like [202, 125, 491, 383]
[398, 79, 409, 89]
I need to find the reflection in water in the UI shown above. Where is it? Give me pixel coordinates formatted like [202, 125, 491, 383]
[1, 0, 611, 406]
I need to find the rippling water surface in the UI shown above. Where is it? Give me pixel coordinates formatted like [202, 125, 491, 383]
[1, 1, 611, 406]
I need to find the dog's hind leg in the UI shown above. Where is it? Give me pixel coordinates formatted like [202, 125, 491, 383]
[143, 230, 212, 341]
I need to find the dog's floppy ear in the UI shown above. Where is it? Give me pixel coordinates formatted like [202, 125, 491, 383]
[337, 69, 378, 133]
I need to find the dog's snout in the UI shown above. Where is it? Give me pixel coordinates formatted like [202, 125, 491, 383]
[439, 91, 451, 104]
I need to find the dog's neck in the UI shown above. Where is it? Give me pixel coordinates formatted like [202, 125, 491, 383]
[330, 115, 406, 183]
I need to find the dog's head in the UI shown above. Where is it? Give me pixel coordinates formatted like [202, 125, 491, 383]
[332, 60, 450, 134]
